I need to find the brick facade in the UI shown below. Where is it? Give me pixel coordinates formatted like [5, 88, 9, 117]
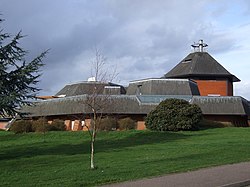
[194, 80, 233, 96]
[64, 120, 71, 131]
[136, 120, 146, 130]
[83, 118, 91, 131]
[0, 122, 7, 129]
[72, 120, 82, 131]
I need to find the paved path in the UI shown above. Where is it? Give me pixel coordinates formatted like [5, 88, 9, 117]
[102, 162, 250, 187]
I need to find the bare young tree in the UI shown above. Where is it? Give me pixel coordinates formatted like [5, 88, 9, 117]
[84, 48, 117, 169]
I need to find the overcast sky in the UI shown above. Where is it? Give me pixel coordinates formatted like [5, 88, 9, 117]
[1, 0, 250, 100]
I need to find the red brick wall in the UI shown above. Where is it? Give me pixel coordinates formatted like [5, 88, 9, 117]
[227, 81, 233, 96]
[194, 80, 232, 96]
[64, 120, 71, 130]
[0, 122, 7, 130]
[83, 119, 91, 131]
[72, 120, 82, 131]
[37, 113, 249, 131]
[137, 121, 146, 130]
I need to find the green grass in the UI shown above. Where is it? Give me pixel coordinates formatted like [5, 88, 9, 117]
[0, 128, 250, 187]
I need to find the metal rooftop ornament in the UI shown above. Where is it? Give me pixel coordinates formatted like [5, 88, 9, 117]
[191, 39, 208, 52]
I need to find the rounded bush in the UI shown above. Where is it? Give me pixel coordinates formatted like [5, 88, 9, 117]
[118, 117, 136, 130]
[145, 99, 203, 131]
[98, 117, 117, 131]
[10, 120, 33, 134]
[32, 118, 50, 132]
[50, 119, 66, 131]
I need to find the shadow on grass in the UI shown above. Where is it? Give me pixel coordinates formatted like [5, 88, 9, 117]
[0, 132, 26, 142]
[0, 131, 198, 161]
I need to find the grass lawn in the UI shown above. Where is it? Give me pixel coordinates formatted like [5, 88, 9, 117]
[0, 128, 250, 187]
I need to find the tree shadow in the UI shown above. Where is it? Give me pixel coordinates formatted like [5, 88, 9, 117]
[0, 133, 26, 142]
[0, 131, 199, 161]
[95, 131, 189, 152]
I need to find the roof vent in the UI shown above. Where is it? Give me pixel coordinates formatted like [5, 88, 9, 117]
[87, 77, 96, 82]
[57, 94, 66, 98]
[182, 58, 192, 63]
[191, 39, 208, 52]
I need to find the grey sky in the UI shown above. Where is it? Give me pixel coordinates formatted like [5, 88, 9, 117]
[1, 0, 250, 99]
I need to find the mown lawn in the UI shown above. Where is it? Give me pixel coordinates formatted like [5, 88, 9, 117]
[0, 128, 250, 187]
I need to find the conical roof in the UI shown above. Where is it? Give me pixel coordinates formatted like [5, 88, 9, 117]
[164, 52, 240, 82]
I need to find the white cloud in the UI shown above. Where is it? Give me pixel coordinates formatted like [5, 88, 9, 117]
[235, 82, 250, 99]
[1, 0, 250, 100]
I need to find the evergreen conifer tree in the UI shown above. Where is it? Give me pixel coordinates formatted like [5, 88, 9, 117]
[0, 19, 47, 117]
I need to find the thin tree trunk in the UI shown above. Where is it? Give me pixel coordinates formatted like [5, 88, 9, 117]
[90, 129, 96, 169]
[90, 111, 97, 170]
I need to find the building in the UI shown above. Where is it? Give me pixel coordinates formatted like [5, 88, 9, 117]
[164, 40, 240, 96]
[15, 40, 250, 130]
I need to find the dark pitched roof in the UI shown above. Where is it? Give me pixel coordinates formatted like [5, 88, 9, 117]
[137, 95, 192, 104]
[55, 81, 126, 96]
[164, 52, 240, 82]
[21, 95, 155, 117]
[126, 78, 200, 95]
[21, 95, 249, 117]
[191, 96, 249, 115]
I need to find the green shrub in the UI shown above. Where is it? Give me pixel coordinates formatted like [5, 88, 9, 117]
[9, 120, 33, 134]
[98, 117, 117, 131]
[118, 117, 136, 130]
[198, 119, 233, 129]
[50, 119, 66, 131]
[32, 118, 50, 132]
[145, 98, 203, 131]
[9, 118, 66, 133]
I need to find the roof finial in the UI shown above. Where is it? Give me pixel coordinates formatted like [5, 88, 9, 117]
[191, 39, 208, 52]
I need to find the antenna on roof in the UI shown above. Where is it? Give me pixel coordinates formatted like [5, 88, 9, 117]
[191, 39, 208, 52]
